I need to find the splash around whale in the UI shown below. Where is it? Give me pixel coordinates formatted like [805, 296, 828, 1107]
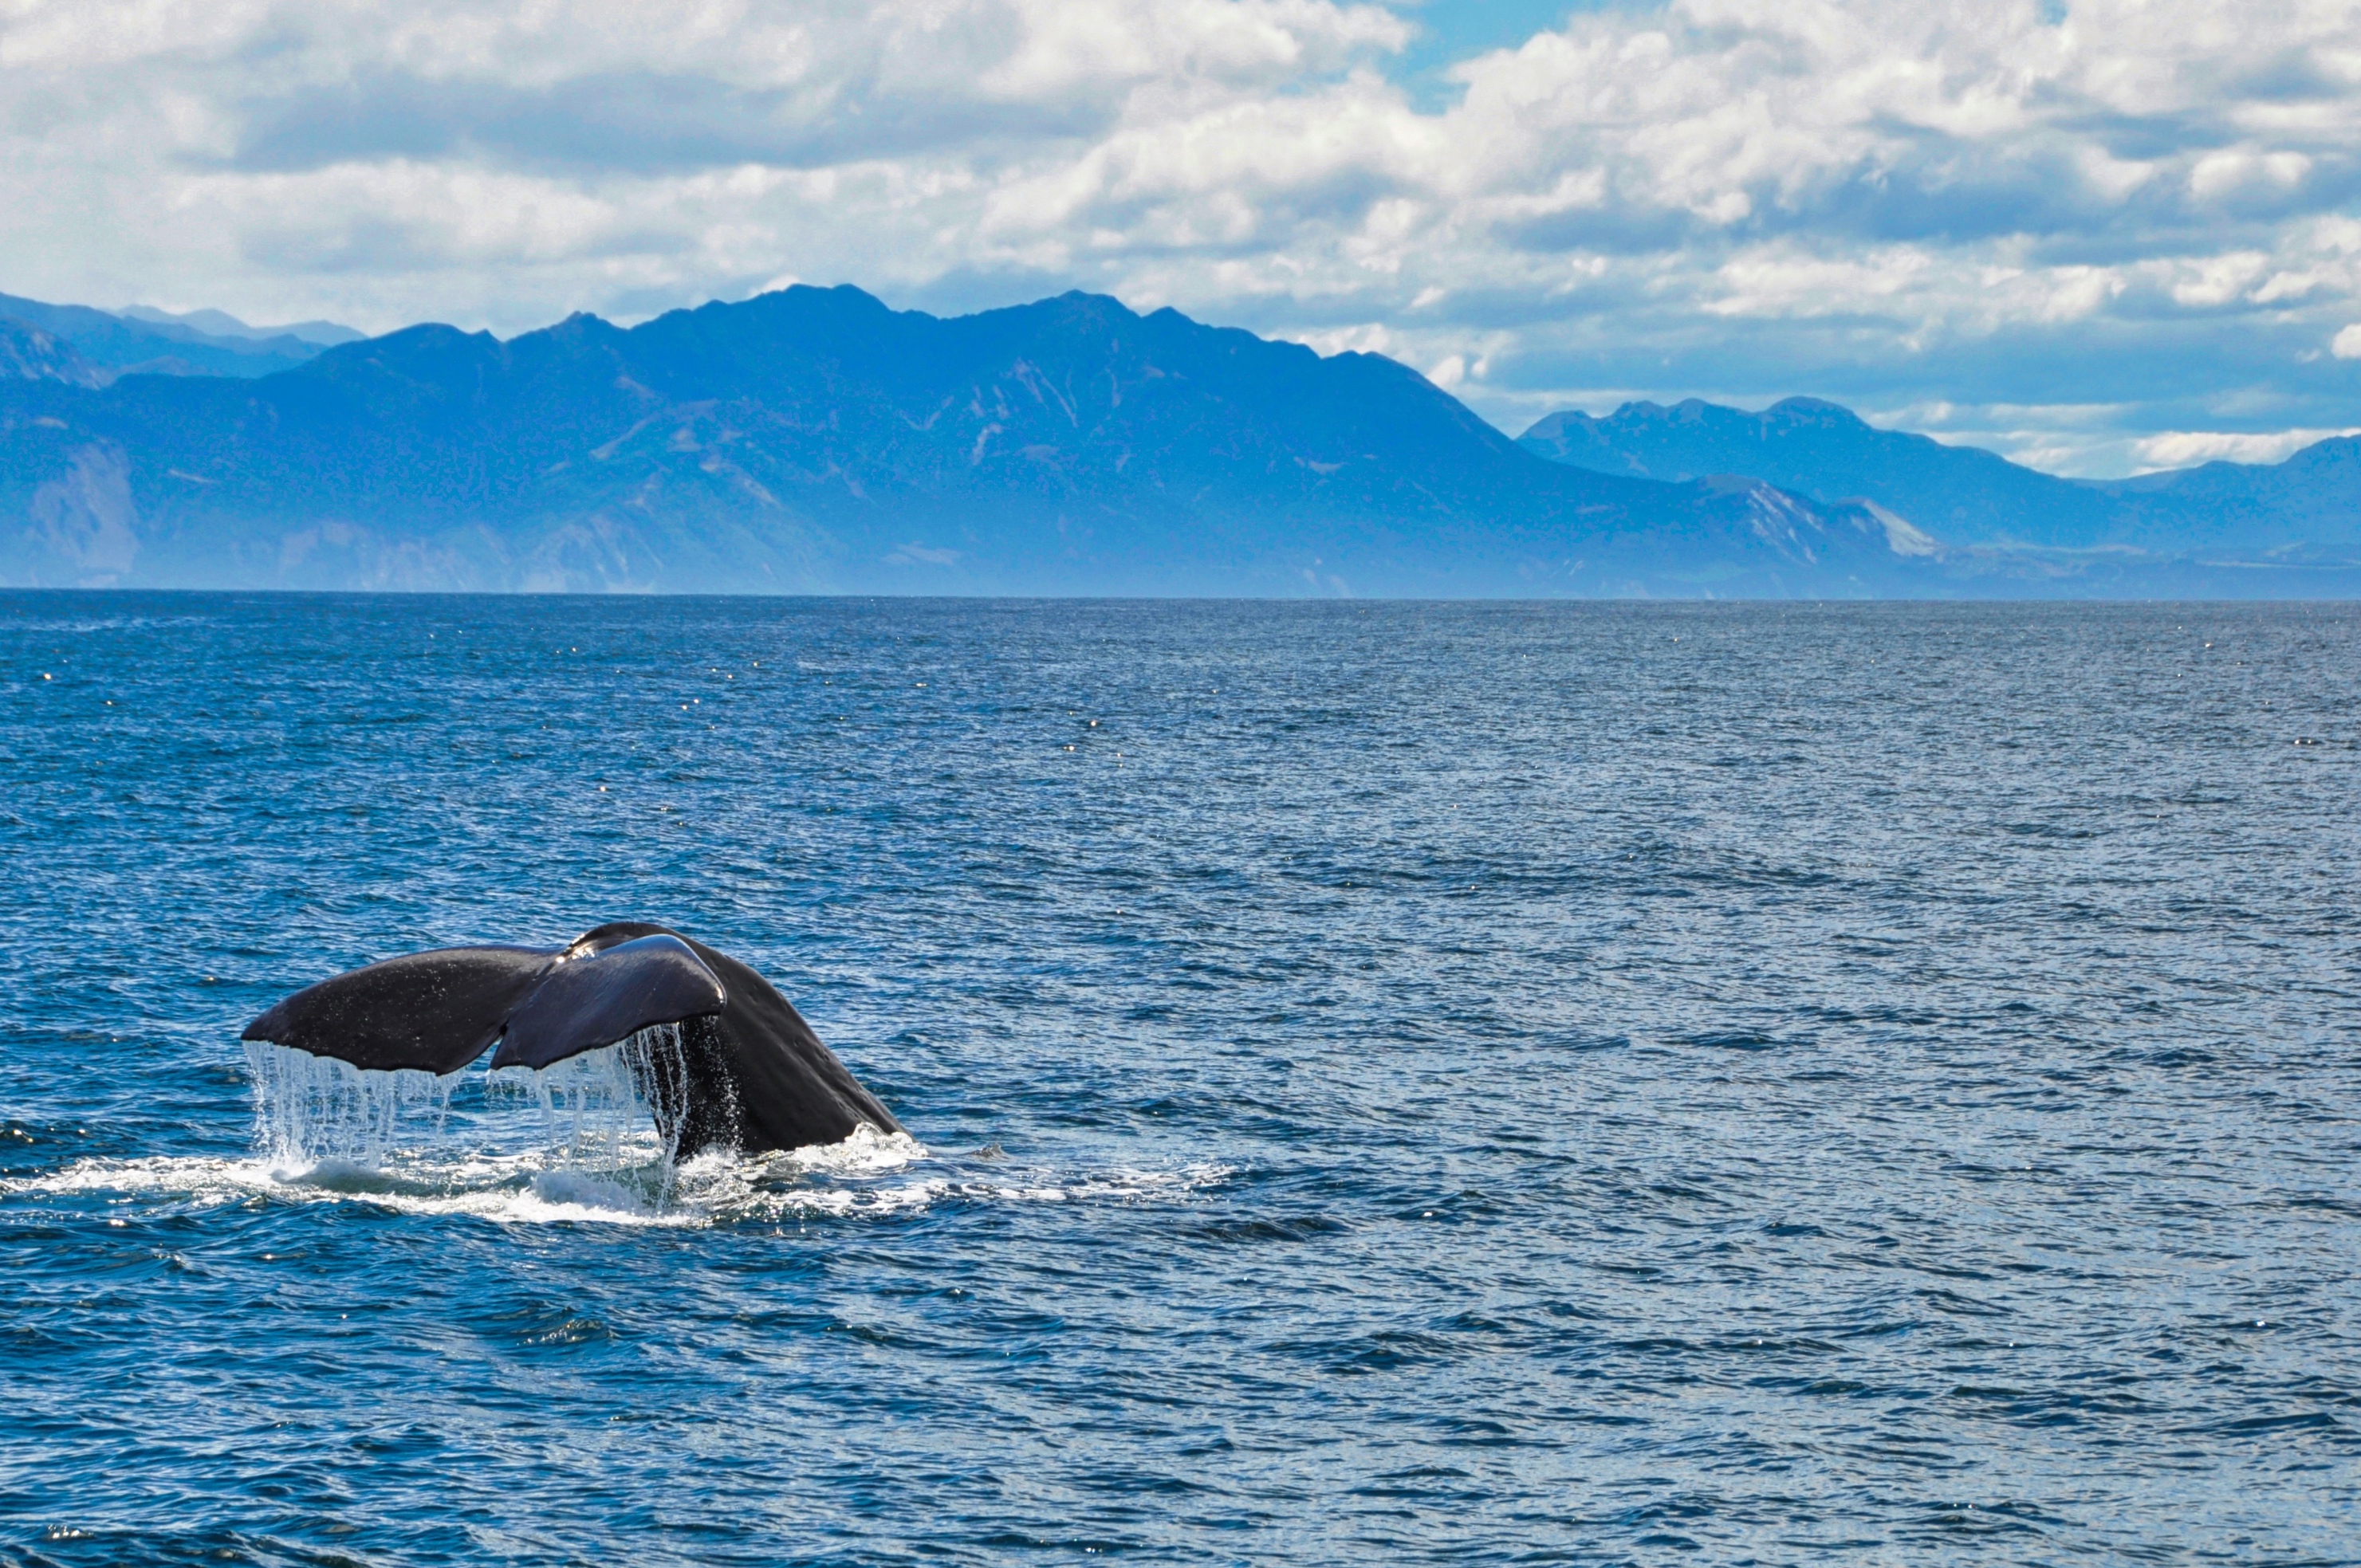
[242, 922, 902, 1161]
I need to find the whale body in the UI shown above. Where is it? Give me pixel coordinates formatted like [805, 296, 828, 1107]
[242, 922, 900, 1155]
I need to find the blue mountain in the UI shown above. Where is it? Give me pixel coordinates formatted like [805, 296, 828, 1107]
[2, 286, 1937, 595]
[0, 292, 333, 381]
[0, 319, 105, 389]
[116, 305, 364, 348]
[2092, 438, 2361, 556]
[1518, 397, 2361, 570]
[1519, 398, 2118, 547]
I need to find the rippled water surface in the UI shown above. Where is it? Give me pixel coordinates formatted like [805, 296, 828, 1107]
[2, 594, 2357, 1566]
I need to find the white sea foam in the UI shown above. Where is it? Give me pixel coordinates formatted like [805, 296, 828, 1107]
[3, 1043, 1230, 1227]
[11, 1148, 693, 1226]
[7, 1146, 1232, 1228]
[719, 1152, 1234, 1223]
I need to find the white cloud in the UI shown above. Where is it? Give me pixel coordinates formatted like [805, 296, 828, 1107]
[2189, 150, 2312, 200]
[2133, 427, 2361, 470]
[5, 0, 2361, 473]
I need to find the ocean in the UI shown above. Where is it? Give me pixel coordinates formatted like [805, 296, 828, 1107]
[2, 593, 2355, 1565]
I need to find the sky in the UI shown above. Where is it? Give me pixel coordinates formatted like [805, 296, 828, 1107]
[6, 0, 2361, 475]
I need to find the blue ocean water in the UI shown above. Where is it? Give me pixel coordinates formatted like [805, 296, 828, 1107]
[2, 593, 2356, 1566]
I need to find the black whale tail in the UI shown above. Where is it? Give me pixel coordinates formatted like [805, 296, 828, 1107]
[242, 924, 899, 1157]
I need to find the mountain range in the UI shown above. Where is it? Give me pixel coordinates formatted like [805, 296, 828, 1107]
[0, 293, 354, 384]
[1519, 399, 2361, 562]
[3, 284, 2358, 596]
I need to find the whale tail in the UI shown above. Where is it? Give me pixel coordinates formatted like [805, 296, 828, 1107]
[243, 924, 898, 1155]
[565, 922, 905, 1150]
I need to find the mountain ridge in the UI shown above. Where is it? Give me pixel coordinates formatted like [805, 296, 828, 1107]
[3, 285, 1939, 595]
[5, 284, 2358, 596]
[116, 305, 364, 348]
[0, 319, 106, 390]
[1517, 397, 2361, 560]
[0, 291, 332, 382]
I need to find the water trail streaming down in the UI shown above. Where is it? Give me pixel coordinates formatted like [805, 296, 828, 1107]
[243, 1041, 462, 1169]
[246, 1024, 693, 1188]
[488, 1024, 692, 1179]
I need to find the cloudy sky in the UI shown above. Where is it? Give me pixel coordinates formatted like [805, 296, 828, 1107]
[6, 0, 2360, 474]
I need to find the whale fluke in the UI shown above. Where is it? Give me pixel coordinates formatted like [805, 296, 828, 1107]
[241, 945, 561, 1075]
[490, 934, 725, 1071]
[242, 924, 899, 1155]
